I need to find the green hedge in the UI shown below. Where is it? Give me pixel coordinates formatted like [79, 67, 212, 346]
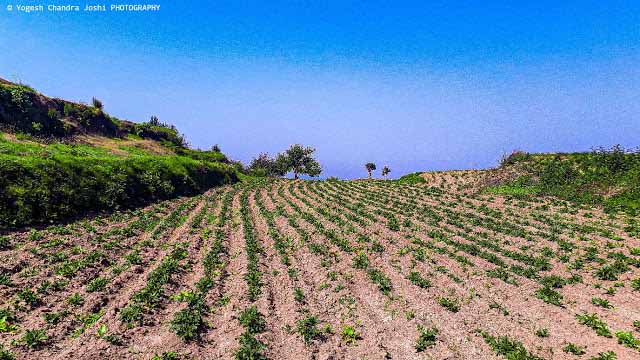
[0, 154, 238, 228]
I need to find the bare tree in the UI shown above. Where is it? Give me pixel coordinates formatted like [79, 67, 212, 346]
[381, 166, 390, 179]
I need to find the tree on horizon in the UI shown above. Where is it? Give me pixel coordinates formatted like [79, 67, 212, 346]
[382, 166, 390, 179]
[277, 144, 322, 179]
[365, 162, 377, 178]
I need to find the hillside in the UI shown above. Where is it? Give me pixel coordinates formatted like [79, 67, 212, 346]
[0, 79, 239, 228]
[483, 149, 640, 215]
[405, 148, 640, 216]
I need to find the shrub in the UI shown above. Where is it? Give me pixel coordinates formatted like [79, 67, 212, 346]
[0, 83, 66, 137]
[91, 97, 103, 110]
[501, 150, 531, 166]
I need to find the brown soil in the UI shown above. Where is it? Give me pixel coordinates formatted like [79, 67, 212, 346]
[1, 177, 639, 360]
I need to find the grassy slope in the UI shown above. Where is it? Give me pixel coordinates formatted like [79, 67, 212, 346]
[0, 80, 238, 228]
[485, 149, 640, 215]
[402, 148, 639, 215]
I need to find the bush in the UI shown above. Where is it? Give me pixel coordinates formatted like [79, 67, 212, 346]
[0, 153, 237, 228]
[501, 150, 531, 166]
[498, 146, 640, 215]
[397, 172, 426, 184]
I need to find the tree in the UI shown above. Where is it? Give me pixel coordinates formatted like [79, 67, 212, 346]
[149, 115, 160, 126]
[277, 144, 322, 179]
[381, 166, 390, 179]
[92, 97, 103, 110]
[248, 152, 285, 177]
[365, 163, 377, 178]
[211, 144, 221, 152]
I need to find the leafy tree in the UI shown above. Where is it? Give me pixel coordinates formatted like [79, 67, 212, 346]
[211, 144, 221, 152]
[149, 115, 160, 126]
[248, 153, 285, 177]
[276, 144, 322, 179]
[381, 166, 390, 179]
[365, 163, 376, 178]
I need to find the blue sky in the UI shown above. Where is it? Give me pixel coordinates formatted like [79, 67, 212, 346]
[1, 1, 639, 179]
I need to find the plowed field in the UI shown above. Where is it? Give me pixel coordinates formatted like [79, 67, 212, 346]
[2, 178, 640, 359]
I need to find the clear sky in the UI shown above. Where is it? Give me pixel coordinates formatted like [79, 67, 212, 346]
[1, 1, 639, 179]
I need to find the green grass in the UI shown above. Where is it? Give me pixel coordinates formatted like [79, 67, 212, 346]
[497, 147, 640, 215]
[0, 136, 237, 227]
[0, 79, 239, 228]
[396, 172, 427, 184]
